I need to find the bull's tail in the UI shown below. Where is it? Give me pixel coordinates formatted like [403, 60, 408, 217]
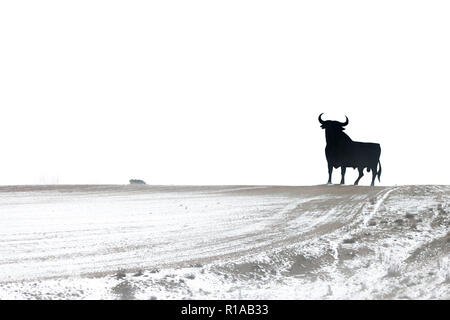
[377, 160, 382, 182]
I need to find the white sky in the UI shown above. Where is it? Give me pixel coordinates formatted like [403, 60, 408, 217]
[0, 1, 449, 186]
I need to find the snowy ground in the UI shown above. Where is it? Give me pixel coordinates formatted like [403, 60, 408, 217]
[0, 184, 448, 299]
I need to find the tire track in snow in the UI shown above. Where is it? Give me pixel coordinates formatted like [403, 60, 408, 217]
[0, 185, 389, 283]
[363, 187, 400, 226]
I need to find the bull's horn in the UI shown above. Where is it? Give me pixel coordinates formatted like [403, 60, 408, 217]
[318, 113, 325, 124]
[341, 116, 349, 126]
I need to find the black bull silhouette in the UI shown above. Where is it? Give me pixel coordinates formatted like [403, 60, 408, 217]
[319, 113, 381, 186]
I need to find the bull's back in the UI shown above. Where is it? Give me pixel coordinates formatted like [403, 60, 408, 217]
[350, 141, 380, 166]
[353, 141, 380, 153]
[326, 141, 380, 168]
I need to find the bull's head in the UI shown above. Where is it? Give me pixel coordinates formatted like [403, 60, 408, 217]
[318, 113, 349, 130]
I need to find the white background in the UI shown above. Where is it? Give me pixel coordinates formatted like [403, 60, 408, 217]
[0, 1, 449, 186]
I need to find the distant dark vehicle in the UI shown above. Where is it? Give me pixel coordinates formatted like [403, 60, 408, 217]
[129, 179, 146, 185]
[318, 113, 381, 186]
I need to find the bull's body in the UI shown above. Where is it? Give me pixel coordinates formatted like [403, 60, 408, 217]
[319, 114, 382, 186]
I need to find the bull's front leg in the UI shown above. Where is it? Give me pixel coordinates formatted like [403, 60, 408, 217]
[340, 166, 346, 184]
[327, 163, 333, 184]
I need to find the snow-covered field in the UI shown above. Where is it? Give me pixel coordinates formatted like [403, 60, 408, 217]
[0, 184, 448, 299]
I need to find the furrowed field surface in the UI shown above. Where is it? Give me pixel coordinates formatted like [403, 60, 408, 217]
[0, 184, 448, 299]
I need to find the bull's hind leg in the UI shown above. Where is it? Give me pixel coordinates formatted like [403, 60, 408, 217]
[354, 167, 364, 185]
[370, 166, 377, 186]
[340, 167, 346, 184]
[327, 163, 333, 184]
